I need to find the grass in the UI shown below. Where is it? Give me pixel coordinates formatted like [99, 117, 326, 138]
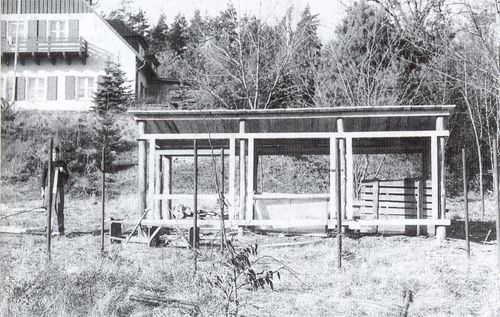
[0, 229, 498, 316]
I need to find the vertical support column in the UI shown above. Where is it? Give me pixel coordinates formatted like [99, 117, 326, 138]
[154, 153, 162, 218]
[162, 155, 172, 219]
[335, 137, 342, 269]
[148, 139, 157, 219]
[138, 121, 147, 216]
[430, 135, 439, 236]
[345, 137, 354, 220]
[337, 118, 346, 220]
[247, 137, 255, 220]
[239, 120, 246, 220]
[437, 117, 446, 219]
[228, 138, 236, 220]
[329, 137, 337, 221]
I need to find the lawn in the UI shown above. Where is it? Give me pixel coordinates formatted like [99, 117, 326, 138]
[0, 193, 499, 316]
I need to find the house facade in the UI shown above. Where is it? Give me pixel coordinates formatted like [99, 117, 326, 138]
[0, 0, 157, 111]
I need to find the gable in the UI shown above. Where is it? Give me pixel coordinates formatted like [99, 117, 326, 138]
[1, 0, 92, 14]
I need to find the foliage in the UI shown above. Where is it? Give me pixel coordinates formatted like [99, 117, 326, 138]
[1, 98, 17, 134]
[207, 241, 281, 316]
[168, 14, 189, 56]
[93, 62, 132, 168]
[148, 13, 169, 54]
[107, 0, 150, 37]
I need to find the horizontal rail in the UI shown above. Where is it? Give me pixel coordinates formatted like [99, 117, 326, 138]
[140, 218, 451, 229]
[253, 193, 330, 200]
[138, 130, 450, 141]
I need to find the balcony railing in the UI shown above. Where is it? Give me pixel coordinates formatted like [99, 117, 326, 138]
[1, 36, 88, 56]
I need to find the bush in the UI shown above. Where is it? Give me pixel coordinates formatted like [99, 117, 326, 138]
[1, 111, 137, 195]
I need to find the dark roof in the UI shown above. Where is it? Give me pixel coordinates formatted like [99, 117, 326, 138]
[106, 19, 149, 51]
[1, 0, 92, 14]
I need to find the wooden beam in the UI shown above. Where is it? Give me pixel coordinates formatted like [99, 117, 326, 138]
[337, 118, 346, 220]
[253, 193, 330, 200]
[372, 180, 380, 233]
[138, 130, 449, 141]
[162, 156, 172, 219]
[155, 149, 230, 156]
[154, 151, 161, 218]
[329, 137, 336, 221]
[228, 138, 236, 220]
[140, 218, 451, 229]
[154, 194, 219, 200]
[138, 121, 147, 216]
[239, 121, 246, 220]
[345, 137, 354, 219]
[416, 179, 424, 236]
[430, 135, 439, 236]
[436, 117, 446, 220]
[148, 139, 157, 219]
[246, 137, 255, 220]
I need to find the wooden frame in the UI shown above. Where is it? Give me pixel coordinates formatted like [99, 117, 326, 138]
[131, 105, 455, 237]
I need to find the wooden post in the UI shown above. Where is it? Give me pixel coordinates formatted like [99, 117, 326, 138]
[148, 139, 157, 219]
[138, 121, 147, 216]
[239, 121, 246, 220]
[193, 140, 198, 249]
[335, 138, 342, 269]
[46, 138, 53, 259]
[438, 143, 446, 219]
[329, 138, 336, 221]
[345, 137, 354, 220]
[220, 148, 226, 251]
[430, 135, 439, 237]
[155, 153, 162, 218]
[101, 146, 105, 252]
[416, 179, 423, 236]
[228, 138, 236, 220]
[492, 140, 499, 274]
[247, 138, 255, 220]
[337, 118, 346, 220]
[162, 156, 172, 218]
[462, 149, 470, 259]
[372, 180, 380, 234]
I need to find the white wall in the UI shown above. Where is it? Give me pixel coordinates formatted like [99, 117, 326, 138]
[0, 12, 139, 111]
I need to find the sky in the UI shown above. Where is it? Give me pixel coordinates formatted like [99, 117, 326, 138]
[95, 0, 350, 43]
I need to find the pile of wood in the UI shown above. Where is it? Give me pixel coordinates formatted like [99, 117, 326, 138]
[172, 204, 228, 220]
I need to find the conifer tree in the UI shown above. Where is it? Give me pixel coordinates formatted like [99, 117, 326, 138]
[93, 62, 131, 167]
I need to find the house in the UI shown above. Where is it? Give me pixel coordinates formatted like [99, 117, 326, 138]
[0, 0, 158, 111]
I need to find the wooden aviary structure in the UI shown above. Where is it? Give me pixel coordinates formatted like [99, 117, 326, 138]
[128, 105, 455, 239]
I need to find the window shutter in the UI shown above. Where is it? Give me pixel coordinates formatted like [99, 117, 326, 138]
[15, 77, 26, 101]
[65, 76, 75, 100]
[68, 20, 79, 39]
[47, 76, 58, 100]
[37, 20, 47, 38]
[6, 77, 14, 101]
[28, 20, 37, 38]
[1, 21, 6, 38]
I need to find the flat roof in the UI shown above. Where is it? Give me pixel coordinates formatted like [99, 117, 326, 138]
[129, 105, 455, 136]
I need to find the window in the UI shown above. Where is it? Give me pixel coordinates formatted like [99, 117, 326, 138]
[76, 77, 95, 100]
[49, 20, 67, 39]
[7, 21, 25, 43]
[27, 77, 45, 101]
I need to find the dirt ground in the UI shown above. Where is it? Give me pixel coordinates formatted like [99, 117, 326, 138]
[0, 195, 499, 316]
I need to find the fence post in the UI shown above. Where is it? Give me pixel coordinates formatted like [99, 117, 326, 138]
[101, 146, 105, 252]
[46, 138, 53, 259]
[462, 149, 470, 259]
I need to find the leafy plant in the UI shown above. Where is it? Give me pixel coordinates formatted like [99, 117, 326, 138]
[207, 241, 284, 316]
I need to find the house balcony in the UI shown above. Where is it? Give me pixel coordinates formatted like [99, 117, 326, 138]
[1, 36, 88, 65]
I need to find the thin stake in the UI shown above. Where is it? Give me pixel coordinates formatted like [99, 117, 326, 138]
[47, 138, 53, 259]
[462, 148, 470, 259]
[336, 138, 342, 269]
[101, 146, 105, 252]
[193, 140, 198, 250]
[220, 147, 226, 252]
[492, 141, 499, 278]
